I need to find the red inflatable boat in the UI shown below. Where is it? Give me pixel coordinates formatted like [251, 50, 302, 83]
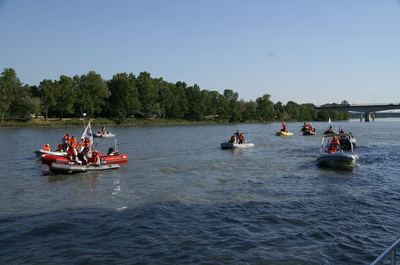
[42, 153, 128, 165]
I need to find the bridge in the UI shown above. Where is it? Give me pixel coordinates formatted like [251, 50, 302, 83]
[316, 103, 400, 122]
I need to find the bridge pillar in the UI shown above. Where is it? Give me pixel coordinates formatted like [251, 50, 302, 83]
[360, 113, 363, 122]
[372, 112, 375, 121]
[365, 112, 370, 122]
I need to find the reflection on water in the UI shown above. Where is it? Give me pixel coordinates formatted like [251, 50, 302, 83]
[0, 120, 400, 264]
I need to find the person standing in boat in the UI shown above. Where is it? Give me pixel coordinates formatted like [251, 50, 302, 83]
[235, 130, 240, 140]
[62, 133, 70, 151]
[70, 136, 77, 149]
[281, 121, 287, 132]
[67, 144, 80, 164]
[239, 132, 245, 144]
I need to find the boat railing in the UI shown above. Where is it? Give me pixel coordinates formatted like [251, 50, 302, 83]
[371, 238, 400, 265]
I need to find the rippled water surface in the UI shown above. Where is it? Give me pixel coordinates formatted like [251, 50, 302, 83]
[1, 120, 400, 264]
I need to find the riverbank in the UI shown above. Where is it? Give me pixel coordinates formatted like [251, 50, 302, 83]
[0, 117, 354, 127]
[0, 118, 235, 127]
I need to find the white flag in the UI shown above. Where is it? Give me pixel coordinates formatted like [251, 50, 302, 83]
[81, 121, 93, 144]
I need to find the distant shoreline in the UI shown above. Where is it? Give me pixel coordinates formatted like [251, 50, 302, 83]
[0, 118, 236, 127]
[0, 117, 365, 128]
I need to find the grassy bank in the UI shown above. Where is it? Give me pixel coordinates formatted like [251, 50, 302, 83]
[0, 118, 235, 127]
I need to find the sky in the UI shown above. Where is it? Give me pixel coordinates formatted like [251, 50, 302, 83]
[0, 0, 399, 105]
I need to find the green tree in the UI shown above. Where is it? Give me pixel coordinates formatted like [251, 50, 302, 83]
[202, 90, 220, 119]
[274, 101, 285, 120]
[38, 79, 57, 120]
[136, 72, 158, 118]
[107, 73, 140, 121]
[242, 100, 258, 121]
[186, 84, 205, 120]
[285, 101, 300, 120]
[11, 85, 41, 118]
[165, 81, 188, 119]
[0, 68, 21, 123]
[298, 103, 316, 121]
[155, 78, 171, 119]
[223, 89, 242, 121]
[76, 71, 109, 117]
[256, 94, 275, 121]
[55, 75, 76, 119]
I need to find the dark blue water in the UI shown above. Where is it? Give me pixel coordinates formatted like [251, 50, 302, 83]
[1, 120, 399, 264]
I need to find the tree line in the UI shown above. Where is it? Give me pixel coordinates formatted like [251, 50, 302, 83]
[0, 67, 348, 124]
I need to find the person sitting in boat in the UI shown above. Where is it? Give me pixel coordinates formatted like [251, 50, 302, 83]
[84, 137, 92, 148]
[43, 143, 51, 151]
[78, 142, 91, 165]
[107, 147, 118, 156]
[90, 150, 101, 166]
[238, 132, 245, 144]
[63, 133, 70, 145]
[327, 136, 341, 153]
[76, 139, 85, 152]
[325, 126, 334, 134]
[229, 134, 237, 144]
[98, 126, 106, 135]
[302, 122, 307, 131]
[56, 144, 63, 152]
[67, 145, 80, 164]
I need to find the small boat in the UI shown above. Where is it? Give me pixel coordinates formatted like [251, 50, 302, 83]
[316, 133, 358, 169]
[301, 123, 317, 136]
[275, 131, 294, 137]
[42, 153, 129, 165]
[317, 152, 358, 169]
[303, 130, 318, 136]
[94, 132, 116, 138]
[35, 149, 67, 157]
[50, 162, 120, 174]
[220, 142, 255, 149]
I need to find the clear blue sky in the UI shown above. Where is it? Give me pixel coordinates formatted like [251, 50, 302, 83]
[1, 0, 399, 105]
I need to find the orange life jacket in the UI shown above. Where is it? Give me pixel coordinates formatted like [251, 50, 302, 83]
[70, 137, 77, 148]
[328, 138, 340, 153]
[43, 144, 51, 151]
[92, 152, 100, 165]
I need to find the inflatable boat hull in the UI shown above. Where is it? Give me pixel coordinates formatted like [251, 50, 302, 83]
[50, 163, 120, 174]
[94, 132, 116, 138]
[35, 150, 67, 157]
[220, 142, 255, 149]
[317, 153, 358, 169]
[275, 131, 294, 137]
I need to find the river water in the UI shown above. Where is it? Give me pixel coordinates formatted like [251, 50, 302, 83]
[0, 120, 399, 264]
